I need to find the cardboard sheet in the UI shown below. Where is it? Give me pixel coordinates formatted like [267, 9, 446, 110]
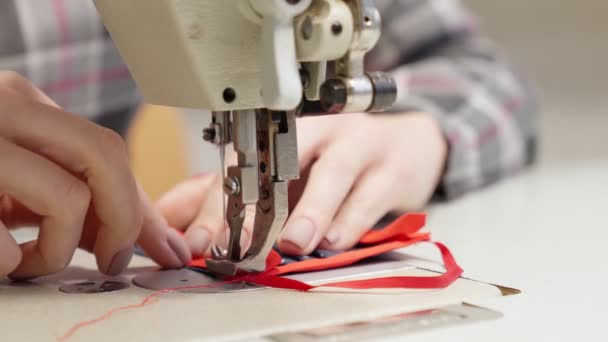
[0, 248, 503, 342]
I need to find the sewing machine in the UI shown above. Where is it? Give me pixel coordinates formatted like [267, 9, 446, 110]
[93, 0, 397, 276]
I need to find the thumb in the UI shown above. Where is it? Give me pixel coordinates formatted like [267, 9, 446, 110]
[0, 71, 59, 108]
[155, 174, 219, 231]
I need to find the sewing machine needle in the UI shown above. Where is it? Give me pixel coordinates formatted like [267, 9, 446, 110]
[219, 124, 227, 249]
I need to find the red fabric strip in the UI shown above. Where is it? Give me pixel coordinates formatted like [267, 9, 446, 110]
[358, 213, 427, 244]
[245, 241, 462, 291]
[190, 213, 429, 274]
[307, 242, 463, 289]
[244, 273, 315, 291]
[216, 213, 463, 291]
[269, 234, 429, 276]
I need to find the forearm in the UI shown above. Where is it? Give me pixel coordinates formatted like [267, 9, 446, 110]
[372, 0, 538, 199]
[392, 38, 536, 199]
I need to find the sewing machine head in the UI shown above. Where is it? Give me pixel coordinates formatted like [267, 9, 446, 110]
[94, 0, 397, 276]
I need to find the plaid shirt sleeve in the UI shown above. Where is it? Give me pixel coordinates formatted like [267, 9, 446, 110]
[369, 0, 537, 199]
[0, 0, 139, 136]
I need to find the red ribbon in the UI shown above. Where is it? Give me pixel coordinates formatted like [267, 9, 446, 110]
[190, 213, 463, 291]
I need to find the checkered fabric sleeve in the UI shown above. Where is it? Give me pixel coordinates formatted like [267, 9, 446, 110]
[368, 0, 537, 199]
[0, 0, 139, 136]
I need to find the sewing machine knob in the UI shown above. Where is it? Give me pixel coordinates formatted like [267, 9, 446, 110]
[367, 72, 398, 113]
[319, 72, 397, 114]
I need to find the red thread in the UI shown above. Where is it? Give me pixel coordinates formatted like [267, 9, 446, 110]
[57, 279, 243, 342]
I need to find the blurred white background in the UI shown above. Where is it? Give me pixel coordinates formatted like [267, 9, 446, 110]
[465, 0, 608, 163]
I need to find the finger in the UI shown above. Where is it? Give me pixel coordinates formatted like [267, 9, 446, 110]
[136, 185, 191, 269]
[0, 101, 141, 275]
[288, 164, 311, 213]
[156, 174, 219, 230]
[0, 71, 59, 107]
[278, 139, 373, 255]
[0, 195, 41, 228]
[319, 166, 400, 250]
[296, 116, 332, 171]
[0, 138, 89, 279]
[184, 182, 225, 257]
[0, 221, 22, 277]
[296, 114, 368, 171]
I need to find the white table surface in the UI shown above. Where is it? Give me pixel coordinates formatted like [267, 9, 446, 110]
[405, 160, 608, 342]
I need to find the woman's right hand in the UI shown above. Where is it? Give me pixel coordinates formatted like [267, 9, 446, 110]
[0, 71, 191, 280]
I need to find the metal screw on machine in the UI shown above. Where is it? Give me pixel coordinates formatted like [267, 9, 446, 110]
[223, 176, 240, 196]
[211, 245, 228, 259]
[320, 79, 348, 113]
[202, 127, 216, 142]
[203, 112, 232, 146]
[331, 22, 344, 35]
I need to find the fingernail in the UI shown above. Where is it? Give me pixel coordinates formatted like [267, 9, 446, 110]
[185, 228, 211, 258]
[281, 217, 316, 251]
[106, 246, 134, 276]
[320, 229, 340, 248]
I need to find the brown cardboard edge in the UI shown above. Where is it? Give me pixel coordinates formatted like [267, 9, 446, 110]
[493, 284, 521, 296]
[460, 276, 521, 297]
[416, 267, 521, 297]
